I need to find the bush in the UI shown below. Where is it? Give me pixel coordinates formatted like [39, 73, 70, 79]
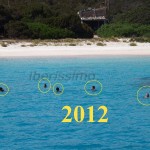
[69, 43, 76, 46]
[130, 43, 137, 46]
[113, 7, 150, 25]
[135, 25, 150, 37]
[80, 23, 94, 38]
[23, 4, 52, 20]
[96, 23, 150, 38]
[0, 42, 8, 47]
[27, 22, 75, 39]
[97, 42, 106, 46]
[130, 37, 150, 43]
[0, 5, 12, 35]
[4, 21, 31, 38]
[68, 15, 93, 38]
[45, 15, 94, 38]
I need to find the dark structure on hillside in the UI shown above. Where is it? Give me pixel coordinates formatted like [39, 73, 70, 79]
[78, 0, 109, 30]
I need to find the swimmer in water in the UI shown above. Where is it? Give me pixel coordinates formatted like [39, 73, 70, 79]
[0, 87, 4, 92]
[44, 84, 47, 88]
[91, 86, 96, 91]
[145, 93, 150, 99]
[56, 87, 61, 93]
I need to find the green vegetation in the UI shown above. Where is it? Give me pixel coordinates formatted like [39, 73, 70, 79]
[97, 42, 106, 46]
[96, 0, 150, 39]
[97, 23, 150, 38]
[4, 21, 31, 39]
[87, 43, 91, 45]
[21, 45, 26, 47]
[0, 41, 8, 47]
[130, 37, 150, 43]
[69, 43, 76, 46]
[130, 43, 137, 46]
[112, 7, 150, 25]
[27, 22, 75, 39]
[0, 0, 149, 39]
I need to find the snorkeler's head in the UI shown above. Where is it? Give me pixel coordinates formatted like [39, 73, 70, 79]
[0, 87, 4, 92]
[56, 87, 60, 92]
[92, 86, 95, 90]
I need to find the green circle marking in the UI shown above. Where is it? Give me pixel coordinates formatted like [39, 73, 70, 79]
[53, 83, 64, 96]
[0, 82, 10, 97]
[84, 80, 103, 96]
[137, 85, 150, 106]
[38, 78, 51, 94]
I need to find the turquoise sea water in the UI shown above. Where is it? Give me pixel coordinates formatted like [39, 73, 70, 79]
[0, 57, 150, 150]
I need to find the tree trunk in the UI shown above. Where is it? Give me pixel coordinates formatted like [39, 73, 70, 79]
[8, 0, 10, 8]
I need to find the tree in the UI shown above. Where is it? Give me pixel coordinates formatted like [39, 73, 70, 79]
[0, 5, 12, 35]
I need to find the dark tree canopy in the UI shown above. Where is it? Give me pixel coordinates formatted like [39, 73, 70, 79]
[0, 0, 149, 39]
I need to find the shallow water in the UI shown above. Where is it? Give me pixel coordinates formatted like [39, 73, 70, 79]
[0, 56, 150, 150]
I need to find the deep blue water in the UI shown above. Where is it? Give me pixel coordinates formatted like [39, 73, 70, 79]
[0, 56, 150, 150]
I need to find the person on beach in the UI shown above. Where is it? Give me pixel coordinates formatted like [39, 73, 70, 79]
[91, 86, 96, 91]
[145, 93, 150, 99]
[0, 87, 4, 92]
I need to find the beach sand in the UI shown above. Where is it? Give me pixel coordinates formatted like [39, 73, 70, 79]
[0, 40, 150, 57]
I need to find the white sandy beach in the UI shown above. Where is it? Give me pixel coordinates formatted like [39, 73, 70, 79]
[0, 40, 150, 57]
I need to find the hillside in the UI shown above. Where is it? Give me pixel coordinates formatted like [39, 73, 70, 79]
[0, 0, 149, 39]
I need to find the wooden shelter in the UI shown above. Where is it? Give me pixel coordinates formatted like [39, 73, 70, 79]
[78, 7, 108, 30]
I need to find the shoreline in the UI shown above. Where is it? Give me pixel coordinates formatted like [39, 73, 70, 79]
[0, 40, 150, 57]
